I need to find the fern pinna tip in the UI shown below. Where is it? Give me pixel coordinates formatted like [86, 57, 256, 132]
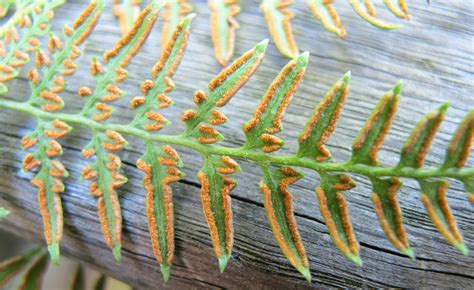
[160, 264, 171, 281]
[349, 0, 402, 30]
[48, 244, 60, 265]
[454, 242, 469, 256]
[349, 254, 363, 267]
[218, 255, 231, 273]
[403, 247, 415, 260]
[113, 245, 122, 262]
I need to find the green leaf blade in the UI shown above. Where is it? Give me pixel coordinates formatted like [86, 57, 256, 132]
[17, 252, 49, 290]
[244, 52, 309, 152]
[307, 0, 347, 38]
[82, 131, 128, 262]
[82, 3, 159, 117]
[93, 274, 106, 290]
[261, 0, 298, 58]
[0, 248, 43, 289]
[0, 0, 66, 94]
[22, 113, 72, 264]
[183, 40, 268, 141]
[348, 0, 402, 29]
[209, 0, 240, 66]
[443, 111, 474, 169]
[137, 143, 184, 280]
[370, 177, 413, 258]
[131, 13, 194, 129]
[0, 207, 9, 219]
[419, 179, 468, 255]
[383, 0, 410, 20]
[399, 103, 448, 168]
[260, 166, 311, 281]
[351, 82, 401, 165]
[160, 0, 192, 50]
[197, 156, 240, 272]
[297, 72, 350, 160]
[317, 173, 361, 265]
[463, 177, 474, 205]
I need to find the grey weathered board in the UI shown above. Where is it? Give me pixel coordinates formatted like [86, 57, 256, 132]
[0, 0, 473, 288]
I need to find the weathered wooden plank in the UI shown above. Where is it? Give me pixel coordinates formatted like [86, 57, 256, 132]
[0, 0, 472, 288]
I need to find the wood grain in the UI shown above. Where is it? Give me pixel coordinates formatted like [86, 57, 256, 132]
[0, 0, 473, 288]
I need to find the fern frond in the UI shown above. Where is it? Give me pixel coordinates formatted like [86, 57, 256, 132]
[348, 0, 401, 29]
[0, 0, 64, 94]
[182, 39, 268, 143]
[79, 3, 160, 262]
[198, 156, 239, 272]
[16, 0, 105, 264]
[297, 72, 350, 160]
[133, 14, 194, 280]
[159, 0, 192, 51]
[397, 104, 468, 254]
[0, 0, 15, 18]
[260, 166, 311, 280]
[243, 52, 308, 151]
[445, 111, 474, 205]
[0, 247, 44, 288]
[209, 0, 240, 66]
[16, 251, 49, 290]
[0, 0, 64, 38]
[0, 7, 472, 282]
[261, 0, 298, 59]
[306, 0, 347, 38]
[383, 0, 410, 20]
[112, 0, 141, 35]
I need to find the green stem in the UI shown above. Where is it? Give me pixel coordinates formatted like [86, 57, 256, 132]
[1, 99, 473, 180]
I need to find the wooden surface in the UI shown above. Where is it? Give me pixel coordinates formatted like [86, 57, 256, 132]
[0, 0, 473, 288]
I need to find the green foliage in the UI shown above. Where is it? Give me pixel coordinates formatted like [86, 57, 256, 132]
[0, 0, 64, 94]
[260, 165, 310, 280]
[0, 247, 120, 290]
[0, 207, 9, 219]
[0, 0, 472, 283]
[5, 0, 105, 265]
[16, 252, 49, 290]
[113, 1, 422, 63]
[0, 248, 45, 289]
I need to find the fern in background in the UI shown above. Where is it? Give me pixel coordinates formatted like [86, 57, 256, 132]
[0, 246, 116, 290]
[0, 0, 472, 283]
[158, 0, 192, 50]
[0, 0, 65, 94]
[110, 0, 421, 64]
[112, 0, 141, 35]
